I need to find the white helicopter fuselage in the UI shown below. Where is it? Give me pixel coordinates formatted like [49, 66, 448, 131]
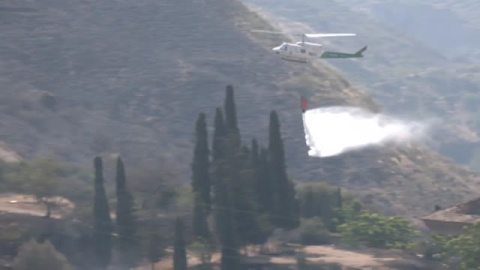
[273, 42, 323, 63]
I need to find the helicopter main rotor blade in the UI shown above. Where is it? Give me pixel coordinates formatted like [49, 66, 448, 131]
[304, 33, 356, 38]
[250, 29, 285, 35]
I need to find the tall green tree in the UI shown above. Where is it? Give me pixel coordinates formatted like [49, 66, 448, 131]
[228, 144, 266, 245]
[224, 85, 238, 134]
[192, 113, 211, 212]
[268, 110, 299, 229]
[214, 175, 241, 270]
[256, 146, 274, 215]
[173, 218, 187, 270]
[193, 192, 210, 241]
[212, 108, 227, 161]
[223, 85, 240, 147]
[115, 157, 137, 268]
[93, 156, 113, 269]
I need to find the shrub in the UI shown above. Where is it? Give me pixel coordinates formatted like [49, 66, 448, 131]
[300, 217, 332, 245]
[337, 212, 419, 249]
[13, 239, 72, 270]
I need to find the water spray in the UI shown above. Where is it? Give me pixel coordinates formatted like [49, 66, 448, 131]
[301, 98, 430, 158]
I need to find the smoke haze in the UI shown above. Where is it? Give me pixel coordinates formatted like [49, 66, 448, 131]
[303, 106, 430, 158]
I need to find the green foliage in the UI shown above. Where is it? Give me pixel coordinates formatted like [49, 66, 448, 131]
[3, 157, 92, 219]
[337, 211, 419, 249]
[268, 110, 299, 229]
[92, 156, 113, 269]
[5, 157, 64, 217]
[212, 108, 227, 161]
[431, 222, 480, 270]
[126, 163, 179, 211]
[173, 218, 187, 270]
[188, 237, 215, 269]
[300, 217, 332, 245]
[13, 239, 72, 270]
[298, 183, 343, 231]
[144, 210, 165, 270]
[114, 157, 138, 267]
[0, 227, 26, 241]
[192, 192, 210, 241]
[192, 112, 211, 213]
[147, 230, 163, 269]
[211, 88, 276, 246]
[255, 146, 274, 215]
[224, 85, 240, 143]
[213, 175, 241, 270]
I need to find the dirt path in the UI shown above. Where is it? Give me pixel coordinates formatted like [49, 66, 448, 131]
[0, 193, 74, 219]
[0, 141, 21, 162]
[136, 244, 405, 270]
[304, 245, 397, 268]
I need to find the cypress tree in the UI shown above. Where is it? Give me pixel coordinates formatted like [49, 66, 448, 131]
[223, 85, 240, 147]
[214, 176, 240, 270]
[224, 85, 238, 134]
[93, 156, 113, 269]
[191, 113, 211, 213]
[268, 110, 299, 229]
[192, 192, 210, 241]
[257, 147, 274, 215]
[115, 157, 137, 268]
[212, 108, 227, 161]
[173, 218, 187, 270]
[228, 144, 264, 245]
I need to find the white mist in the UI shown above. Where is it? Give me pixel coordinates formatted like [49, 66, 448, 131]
[302, 106, 429, 158]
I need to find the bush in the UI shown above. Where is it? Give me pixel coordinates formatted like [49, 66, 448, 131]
[300, 217, 332, 245]
[431, 222, 480, 270]
[297, 183, 342, 231]
[13, 239, 72, 270]
[337, 211, 419, 249]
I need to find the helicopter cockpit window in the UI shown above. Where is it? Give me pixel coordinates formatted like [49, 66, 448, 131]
[282, 43, 288, 51]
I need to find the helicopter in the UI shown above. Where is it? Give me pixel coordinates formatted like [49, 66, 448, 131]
[251, 30, 367, 63]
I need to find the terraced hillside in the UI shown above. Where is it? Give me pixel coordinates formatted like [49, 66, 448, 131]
[1, 0, 479, 216]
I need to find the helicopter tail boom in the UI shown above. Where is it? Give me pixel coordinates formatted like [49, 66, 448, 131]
[320, 46, 367, 59]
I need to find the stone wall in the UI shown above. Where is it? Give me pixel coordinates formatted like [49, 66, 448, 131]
[422, 219, 471, 235]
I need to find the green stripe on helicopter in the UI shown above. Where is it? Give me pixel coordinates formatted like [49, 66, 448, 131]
[320, 46, 367, 59]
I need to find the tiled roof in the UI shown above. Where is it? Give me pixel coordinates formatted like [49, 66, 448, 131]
[421, 196, 480, 224]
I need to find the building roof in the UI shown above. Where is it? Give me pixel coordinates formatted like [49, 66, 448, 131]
[421, 196, 480, 224]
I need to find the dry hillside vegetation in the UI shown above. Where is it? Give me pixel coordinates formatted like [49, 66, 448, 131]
[0, 0, 479, 217]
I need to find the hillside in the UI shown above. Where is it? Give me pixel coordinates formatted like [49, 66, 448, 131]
[242, 0, 480, 169]
[1, 0, 479, 217]
[335, 0, 480, 57]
